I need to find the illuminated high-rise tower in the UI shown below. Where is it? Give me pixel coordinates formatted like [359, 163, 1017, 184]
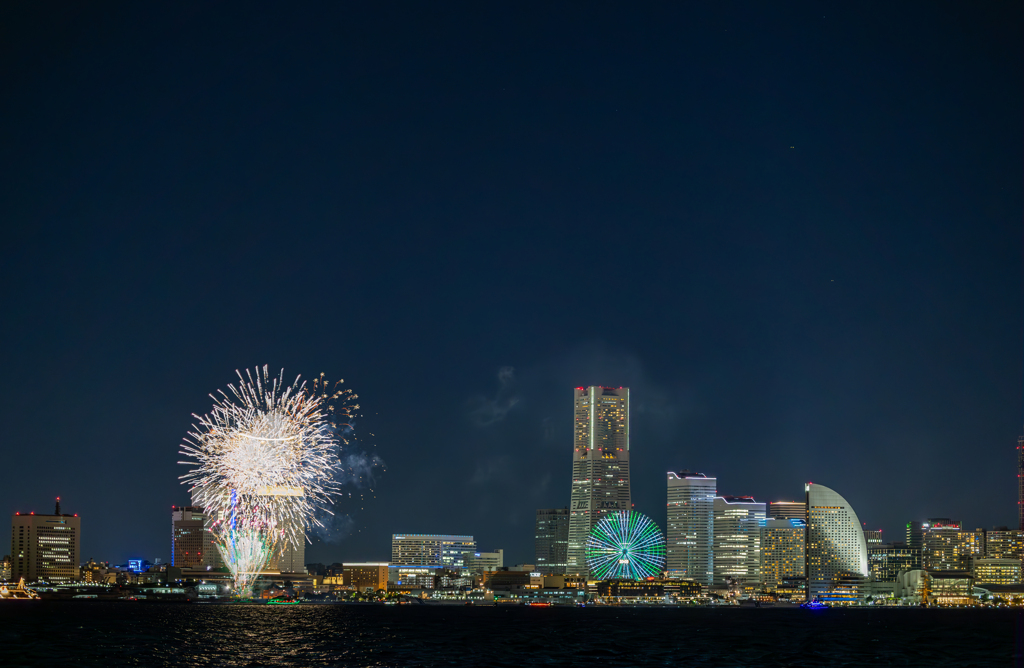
[567, 386, 630, 576]
[1018, 432, 1023, 531]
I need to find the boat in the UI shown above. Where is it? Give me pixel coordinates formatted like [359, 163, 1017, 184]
[800, 598, 828, 609]
[0, 578, 41, 600]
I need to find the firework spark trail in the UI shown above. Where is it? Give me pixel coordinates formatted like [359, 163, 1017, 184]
[178, 366, 358, 595]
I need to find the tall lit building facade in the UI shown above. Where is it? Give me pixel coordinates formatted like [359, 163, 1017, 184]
[868, 542, 921, 582]
[768, 501, 806, 521]
[391, 534, 476, 569]
[712, 496, 765, 587]
[805, 483, 868, 601]
[535, 508, 569, 574]
[465, 550, 504, 575]
[759, 518, 805, 591]
[985, 528, 1024, 560]
[906, 521, 925, 550]
[666, 471, 716, 586]
[1019, 432, 1024, 530]
[11, 499, 81, 583]
[922, 520, 983, 571]
[567, 386, 630, 576]
[171, 506, 220, 569]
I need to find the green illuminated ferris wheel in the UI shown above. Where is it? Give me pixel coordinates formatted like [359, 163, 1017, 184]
[585, 510, 666, 580]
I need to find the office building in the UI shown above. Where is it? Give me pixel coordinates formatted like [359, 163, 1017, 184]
[343, 563, 390, 592]
[465, 550, 504, 575]
[712, 496, 765, 588]
[986, 528, 1024, 560]
[666, 471, 716, 586]
[759, 518, 805, 592]
[11, 499, 81, 583]
[275, 535, 306, 573]
[1019, 432, 1024, 530]
[534, 508, 569, 574]
[868, 542, 921, 583]
[391, 534, 476, 569]
[171, 506, 219, 569]
[864, 529, 883, 547]
[906, 521, 925, 550]
[567, 386, 630, 576]
[1, 555, 11, 581]
[922, 520, 983, 571]
[767, 501, 806, 521]
[805, 483, 869, 601]
[974, 558, 1022, 585]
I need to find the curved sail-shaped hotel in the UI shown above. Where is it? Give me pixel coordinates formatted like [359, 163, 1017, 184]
[805, 483, 869, 602]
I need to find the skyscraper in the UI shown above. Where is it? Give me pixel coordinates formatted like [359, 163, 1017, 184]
[567, 386, 630, 576]
[863, 529, 884, 547]
[666, 471, 716, 586]
[906, 521, 925, 550]
[712, 496, 765, 588]
[759, 518, 805, 592]
[171, 505, 219, 569]
[768, 501, 806, 521]
[986, 527, 1024, 560]
[535, 508, 569, 574]
[1019, 432, 1023, 531]
[805, 483, 868, 601]
[922, 520, 983, 571]
[11, 498, 81, 583]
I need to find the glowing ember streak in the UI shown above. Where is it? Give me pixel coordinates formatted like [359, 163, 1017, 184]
[178, 366, 358, 596]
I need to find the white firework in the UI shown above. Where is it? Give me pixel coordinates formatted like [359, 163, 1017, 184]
[178, 366, 357, 595]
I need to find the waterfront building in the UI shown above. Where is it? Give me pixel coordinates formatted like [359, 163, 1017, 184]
[805, 483, 869, 602]
[973, 558, 1022, 585]
[567, 386, 630, 576]
[11, 499, 81, 583]
[343, 563, 390, 592]
[922, 520, 983, 571]
[985, 528, 1024, 560]
[596, 579, 665, 599]
[666, 471, 716, 586]
[1019, 432, 1024, 530]
[863, 529, 883, 547]
[759, 518, 805, 592]
[391, 534, 476, 569]
[868, 542, 922, 582]
[171, 506, 217, 569]
[534, 508, 569, 574]
[712, 496, 765, 588]
[1, 555, 10, 581]
[465, 549, 504, 575]
[906, 521, 925, 550]
[388, 565, 443, 590]
[767, 501, 806, 521]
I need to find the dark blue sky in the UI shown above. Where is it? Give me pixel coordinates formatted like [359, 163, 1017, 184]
[2, 2, 1021, 566]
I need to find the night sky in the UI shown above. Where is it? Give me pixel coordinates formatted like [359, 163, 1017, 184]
[2, 3, 1021, 567]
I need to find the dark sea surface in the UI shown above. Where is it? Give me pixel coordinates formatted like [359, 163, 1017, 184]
[0, 603, 1018, 667]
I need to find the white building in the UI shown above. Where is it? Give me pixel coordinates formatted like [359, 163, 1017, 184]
[465, 549, 503, 575]
[567, 387, 631, 576]
[666, 471, 716, 586]
[805, 483, 868, 601]
[391, 534, 476, 569]
[712, 496, 765, 589]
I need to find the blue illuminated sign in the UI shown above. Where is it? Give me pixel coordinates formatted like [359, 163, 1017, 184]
[128, 559, 144, 573]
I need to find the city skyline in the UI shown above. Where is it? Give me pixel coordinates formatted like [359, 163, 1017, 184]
[1, 3, 1019, 568]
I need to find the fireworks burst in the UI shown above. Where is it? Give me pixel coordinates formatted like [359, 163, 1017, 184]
[178, 366, 357, 596]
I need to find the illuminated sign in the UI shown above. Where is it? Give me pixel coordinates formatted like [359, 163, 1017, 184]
[128, 559, 145, 573]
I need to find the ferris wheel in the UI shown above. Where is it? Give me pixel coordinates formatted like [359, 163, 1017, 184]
[585, 510, 666, 580]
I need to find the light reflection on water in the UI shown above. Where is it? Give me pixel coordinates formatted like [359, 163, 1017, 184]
[0, 603, 1016, 667]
